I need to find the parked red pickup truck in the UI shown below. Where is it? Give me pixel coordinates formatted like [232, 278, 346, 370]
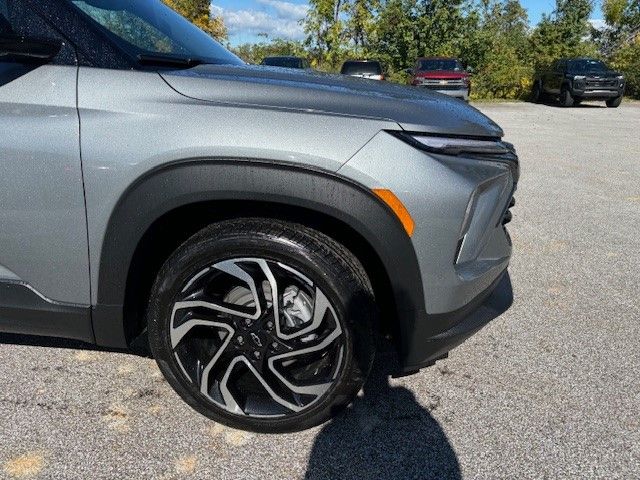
[408, 57, 471, 101]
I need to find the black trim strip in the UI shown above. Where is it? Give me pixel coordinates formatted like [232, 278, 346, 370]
[0, 281, 94, 343]
[403, 271, 513, 371]
[388, 130, 520, 183]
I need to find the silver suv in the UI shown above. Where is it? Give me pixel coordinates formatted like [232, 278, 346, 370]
[0, 0, 518, 433]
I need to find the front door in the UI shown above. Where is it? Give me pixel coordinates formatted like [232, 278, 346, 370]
[0, 1, 90, 316]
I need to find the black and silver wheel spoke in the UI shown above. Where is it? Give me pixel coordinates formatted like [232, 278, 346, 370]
[170, 258, 345, 417]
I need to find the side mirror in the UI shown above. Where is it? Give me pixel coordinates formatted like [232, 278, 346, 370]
[404, 68, 413, 75]
[466, 66, 474, 74]
[0, 34, 62, 63]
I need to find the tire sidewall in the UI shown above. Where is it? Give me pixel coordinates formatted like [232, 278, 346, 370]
[147, 224, 374, 433]
[606, 96, 622, 108]
[560, 85, 574, 107]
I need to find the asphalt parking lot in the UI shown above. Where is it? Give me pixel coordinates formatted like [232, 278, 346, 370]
[1, 101, 639, 480]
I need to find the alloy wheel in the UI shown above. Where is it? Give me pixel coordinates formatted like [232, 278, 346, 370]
[169, 258, 345, 418]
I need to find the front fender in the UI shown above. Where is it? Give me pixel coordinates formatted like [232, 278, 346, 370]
[92, 159, 426, 364]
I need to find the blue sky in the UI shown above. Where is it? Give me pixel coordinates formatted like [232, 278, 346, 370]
[213, 0, 603, 45]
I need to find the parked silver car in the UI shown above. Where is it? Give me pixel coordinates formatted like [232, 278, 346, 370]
[0, 0, 518, 433]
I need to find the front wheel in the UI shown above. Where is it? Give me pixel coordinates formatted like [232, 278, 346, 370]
[560, 86, 574, 107]
[606, 95, 623, 108]
[147, 219, 376, 433]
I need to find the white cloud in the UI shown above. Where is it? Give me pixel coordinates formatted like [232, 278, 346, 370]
[256, 0, 309, 19]
[588, 19, 607, 31]
[212, 1, 308, 42]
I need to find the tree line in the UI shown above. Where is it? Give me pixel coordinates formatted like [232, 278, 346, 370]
[169, 0, 640, 100]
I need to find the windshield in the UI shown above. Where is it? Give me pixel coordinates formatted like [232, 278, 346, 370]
[261, 57, 304, 69]
[68, 0, 243, 66]
[417, 59, 462, 72]
[341, 61, 382, 75]
[568, 59, 609, 74]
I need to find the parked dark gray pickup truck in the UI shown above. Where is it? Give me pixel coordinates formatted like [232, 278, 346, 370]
[532, 58, 625, 108]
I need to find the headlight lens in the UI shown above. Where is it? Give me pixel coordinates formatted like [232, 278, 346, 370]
[574, 75, 586, 81]
[391, 132, 519, 182]
[406, 134, 513, 156]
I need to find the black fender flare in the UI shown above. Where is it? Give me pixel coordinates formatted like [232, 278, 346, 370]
[92, 158, 426, 363]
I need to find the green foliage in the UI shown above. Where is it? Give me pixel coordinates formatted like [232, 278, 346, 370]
[604, 0, 629, 24]
[465, 0, 532, 99]
[348, 0, 381, 53]
[162, 0, 227, 39]
[304, 0, 351, 67]
[233, 38, 308, 65]
[598, 0, 640, 97]
[530, 0, 597, 70]
[471, 43, 533, 99]
[373, 0, 419, 71]
[610, 38, 640, 97]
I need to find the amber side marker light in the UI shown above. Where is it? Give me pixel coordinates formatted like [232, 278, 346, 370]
[372, 189, 415, 237]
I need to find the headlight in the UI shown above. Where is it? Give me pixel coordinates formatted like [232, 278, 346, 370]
[396, 133, 513, 156]
[573, 75, 586, 88]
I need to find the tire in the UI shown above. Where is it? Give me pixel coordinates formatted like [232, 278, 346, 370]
[147, 218, 376, 433]
[573, 97, 583, 106]
[606, 95, 622, 108]
[532, 81, 543, 103]
[560, 85, 574, 107]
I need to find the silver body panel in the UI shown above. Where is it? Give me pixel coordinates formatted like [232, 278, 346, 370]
[0, 265, 20, 281]
[0, 65, 90, 304]
[77, 68, 395, 305]
[340, 132, 512, 314]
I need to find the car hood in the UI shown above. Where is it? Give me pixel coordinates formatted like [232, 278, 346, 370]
[161, 64, 503, 138]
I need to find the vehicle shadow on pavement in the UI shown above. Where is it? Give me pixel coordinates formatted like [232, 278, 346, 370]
[305, 350, 461, 480]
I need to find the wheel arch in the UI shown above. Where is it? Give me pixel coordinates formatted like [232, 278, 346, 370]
[92, 159, 426, 361]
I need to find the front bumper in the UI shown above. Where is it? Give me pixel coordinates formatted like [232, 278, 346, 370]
[402, 271, 513, 371]
[574, 89, 622, 99]
[340, 130, 518, 369]
[418, 86, 469, 101]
